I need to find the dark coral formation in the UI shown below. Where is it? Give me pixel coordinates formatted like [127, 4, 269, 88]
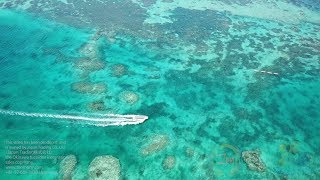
[1, 0, 148, 32]
[242, 150, 266, 172]
[87, 100, 106, 111]
[290, 0, 320, 11]
[162, 8, 231, 43]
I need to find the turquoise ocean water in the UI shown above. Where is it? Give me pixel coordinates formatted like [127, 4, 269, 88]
[0, 0, 319, 179]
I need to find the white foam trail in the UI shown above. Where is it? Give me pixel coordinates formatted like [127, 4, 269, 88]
[0, 109, 148, 127]
[254, 70, 279, 76]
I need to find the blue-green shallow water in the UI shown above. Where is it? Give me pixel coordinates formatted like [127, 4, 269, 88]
[0, 1, 320, 179]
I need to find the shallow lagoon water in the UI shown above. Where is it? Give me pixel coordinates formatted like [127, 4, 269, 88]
[0, 0, 319, 179]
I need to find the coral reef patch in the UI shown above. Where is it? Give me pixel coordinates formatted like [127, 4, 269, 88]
[141, 135, 169, 156]
[242, 150, 266, 172]
[88, 155, 121, 180]
[59, 155, 77, 180]
[71, 82, 107, 94]
[162, 155, 176, 170]
[87, 100, 106, 112]
[120, 91, 139, 104]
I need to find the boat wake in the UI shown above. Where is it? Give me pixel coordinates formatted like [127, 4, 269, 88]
[0, 109, 148, 127]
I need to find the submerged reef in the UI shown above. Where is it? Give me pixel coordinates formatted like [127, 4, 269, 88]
[185, 147, 195, 158]
[79, 36, 102, 61]
[88, 155, 121, 180]
[280, 142, 299, 155]
[141, 135, 169, 156]
[162, 155, 176, 170]
[74, 30, 107, 76]
[278, 141, 300, 166]
[1, 1, 319, 179]
[242, 150, 266, 172]
[71, 82, 107, 94]
[112, 64, 128, 77]
[120, 91, 139, 104]
[87, 100, 106, 112]
[75, 31, 106, 78]
[0, 0, 148, 35]
[74, 58, 105, 72]
[59, 155, 77, 180]
[162, 8, 231, 43]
